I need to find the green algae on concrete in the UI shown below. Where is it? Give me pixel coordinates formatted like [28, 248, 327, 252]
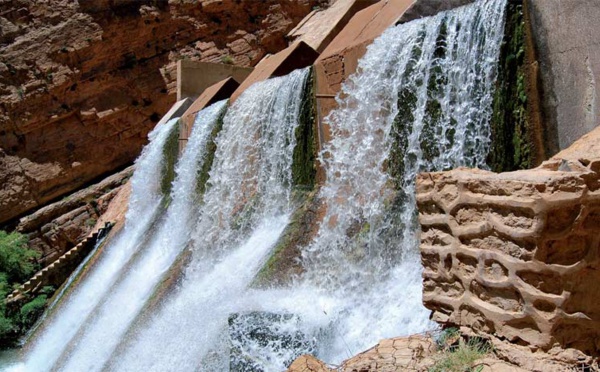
[292, 68, 317, 189]
[196, 103, 228, 197]
[488, 3, 537, 172]
[252, 189, 321, 287]
[253, 70, 320, 287]
[160, 121, 181, 203]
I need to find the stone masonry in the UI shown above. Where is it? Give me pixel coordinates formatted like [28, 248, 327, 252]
[417, 129, 600, 357]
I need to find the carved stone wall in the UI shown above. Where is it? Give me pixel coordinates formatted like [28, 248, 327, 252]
[417, 131, 600, 356]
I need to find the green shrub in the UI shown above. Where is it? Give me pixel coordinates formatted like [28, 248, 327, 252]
[429, 336, 490, 372]
[221, 55, 234, 65]
[0, 231, 39, 285]
[18, 295, 47, 329]
[0, 230, 46, 347]
[85, 218, 97, 227]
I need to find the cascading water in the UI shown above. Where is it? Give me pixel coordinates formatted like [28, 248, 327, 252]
[218, 0, 506, 367]
[292, 0, 507, 364]
[47, 101, 228, 372]
[104, 68, 310, 371]
[9, 117, 179, 372]
[2, 0, 509, 370]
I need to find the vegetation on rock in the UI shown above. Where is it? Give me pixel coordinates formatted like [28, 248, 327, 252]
[430, 328, 490, 372]
[292, 68, 317, 189]
[488, 3, 534, 171]
[0, 230, 52, 347]
[196, 106, 227, 197]
[253, 70, 318, 286]
[160, 121, 181, 204]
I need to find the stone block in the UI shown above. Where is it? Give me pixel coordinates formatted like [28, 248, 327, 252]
[230, 41, 319, 103]
[178, 77, 239, 152]
[176, 60, 253, 101]
[417, 129, 600, 356]
[287, 0, 377, 53]
[312, 0, 414, 182]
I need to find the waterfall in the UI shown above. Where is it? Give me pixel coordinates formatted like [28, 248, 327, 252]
[2, 0, 508, 370]
[215, 0, 506, 367]
[12, 117, 179, 372]
[295, 0, 507, 363]
[33, 101, 224, 371]
[104, 68, 310, 371]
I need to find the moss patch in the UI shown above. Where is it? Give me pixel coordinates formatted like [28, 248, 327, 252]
[253, 70, 320, 287]
[488, 3, 534, 172]
[0, 230, 49, 348]
[388, 30, 425, 188]
[252, 189, 321, 287]
[160, 121, 181, 202]
[197, 104, 228, 197]
[292, 68, 317, 189]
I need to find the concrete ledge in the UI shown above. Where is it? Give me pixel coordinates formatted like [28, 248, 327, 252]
[179, 77, 240, 152]
[313, 0, 414, 182]
[287, 0, 377, 53]
[157, 97, 193, 129]
[398, 0, 475, 24]
[176, 60, 253, 101]
[230, 41, 320, 103]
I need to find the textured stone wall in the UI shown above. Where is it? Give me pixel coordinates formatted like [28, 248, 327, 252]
[418, 129, 600, 356]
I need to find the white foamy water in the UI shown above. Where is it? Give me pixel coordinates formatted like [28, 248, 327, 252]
[106, 69, 310, 371]
[50, 101, 227, 372]
[294, 0, 507, 364]
[9, 118, 179, 372]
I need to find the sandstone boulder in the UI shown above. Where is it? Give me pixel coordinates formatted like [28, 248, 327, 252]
[418, 126, 600, 358]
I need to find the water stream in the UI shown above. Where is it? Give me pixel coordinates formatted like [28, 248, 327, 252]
[3, 0, 508, 370]
[52, 101, 227, 372]
[289, 0, 507, 363]
[105, 68, 310, 371]
[11, 117, 179, 372]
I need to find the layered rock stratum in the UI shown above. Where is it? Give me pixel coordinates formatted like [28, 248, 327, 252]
[0, 0, 323, 225]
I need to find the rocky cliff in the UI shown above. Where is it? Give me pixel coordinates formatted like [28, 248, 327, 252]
[0, 0, 324, 225]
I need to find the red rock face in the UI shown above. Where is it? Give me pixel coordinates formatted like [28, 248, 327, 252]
[0, 0, 323, 225]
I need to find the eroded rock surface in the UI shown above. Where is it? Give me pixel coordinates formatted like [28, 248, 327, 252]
[418, 126, 600, 357]
[287, 335, 437, 372]
[0, 0, 322, 224]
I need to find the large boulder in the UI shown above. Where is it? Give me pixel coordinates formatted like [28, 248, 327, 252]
[418, 126, 600, 358]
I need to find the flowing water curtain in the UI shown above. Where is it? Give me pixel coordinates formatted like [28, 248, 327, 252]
[297, 0, 507, 363]
[47, 102, 229, 372]
[304, 0, 507, 289]
[18, 117, 180, 372]
[185, 68, 310, 263]
[105, 68, 311, 372]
